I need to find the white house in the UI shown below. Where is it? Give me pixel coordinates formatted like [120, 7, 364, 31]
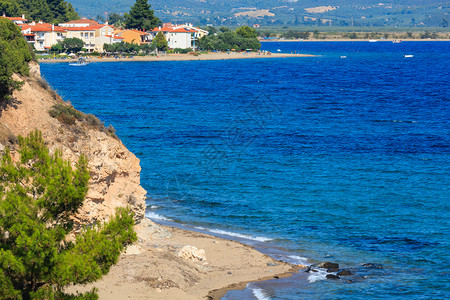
[150, 23, 207, 50]
[20, 22, 66, 51]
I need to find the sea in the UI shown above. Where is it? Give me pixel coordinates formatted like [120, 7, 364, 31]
[40, 41, 449, 299]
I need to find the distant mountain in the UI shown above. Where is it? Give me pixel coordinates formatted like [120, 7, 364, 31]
[69, 0, 450, 27]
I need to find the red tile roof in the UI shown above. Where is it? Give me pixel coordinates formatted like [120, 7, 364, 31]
[65, 25, 102, 31]
[4, 16, 27, 21]
[23, 23, 67, 32]
[62, 18, 100, 26]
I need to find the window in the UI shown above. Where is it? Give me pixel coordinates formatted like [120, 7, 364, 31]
[90, 32, 93, 38]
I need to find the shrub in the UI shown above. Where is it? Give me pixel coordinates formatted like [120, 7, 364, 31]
[0, 18, 35, 109]
[49, 103, 83, 125]
[0, 130, 136, 298]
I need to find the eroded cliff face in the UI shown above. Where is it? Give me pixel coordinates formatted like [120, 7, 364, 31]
[0, 62, 147, 227]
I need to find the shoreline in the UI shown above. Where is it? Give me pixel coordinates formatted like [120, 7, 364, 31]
[261, 38, 450, 42]
[38, 52, 315, 64]
[66, 218, 304, 299]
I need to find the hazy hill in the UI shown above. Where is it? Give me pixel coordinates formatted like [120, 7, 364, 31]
[69, 0, 449, 27]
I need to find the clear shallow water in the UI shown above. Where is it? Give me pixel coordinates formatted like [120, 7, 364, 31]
[41, 41, 449, 299]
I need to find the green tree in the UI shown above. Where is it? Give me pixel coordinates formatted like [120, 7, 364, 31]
[152, 31, 168, 51]
[0, 130, 137, 298]
[236, 25, 257, 38]
[61, 37, 84, 53]
[124, 0, 161, 31]
[0, 18, 35, 109]
[0, 0, 21, 17]
[51, 42, 63, 53]
[108, 12, 124, 25]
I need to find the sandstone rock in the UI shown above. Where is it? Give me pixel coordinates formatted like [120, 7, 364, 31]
[178, 245, 206, 261]
[0, 71, 147, 229]
[135, 218, 172, 242]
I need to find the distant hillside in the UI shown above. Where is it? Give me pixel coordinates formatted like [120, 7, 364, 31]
[69, 0, 449, 27]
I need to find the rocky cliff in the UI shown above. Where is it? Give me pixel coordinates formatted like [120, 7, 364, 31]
[0, 62, 147, 227]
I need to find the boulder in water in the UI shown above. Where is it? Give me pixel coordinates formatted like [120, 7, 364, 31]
[326, 274, 340, 280]
[337, 269, 353, 276]
[318, 262, 339, 269]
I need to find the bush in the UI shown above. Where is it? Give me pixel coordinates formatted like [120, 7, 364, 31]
[0, 18, 35, 109]
[0, 130, 136, 298]
[49, 103, 83, 125]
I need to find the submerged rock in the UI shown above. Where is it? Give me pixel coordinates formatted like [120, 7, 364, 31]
[337, 269, 353, 276]
[326, 274, 340, 280]
[361, 263, 383, 269]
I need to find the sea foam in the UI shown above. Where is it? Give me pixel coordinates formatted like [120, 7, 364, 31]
[208, 229, 273, 242]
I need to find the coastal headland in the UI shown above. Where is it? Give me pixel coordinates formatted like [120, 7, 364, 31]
[1, 62, 303, 299]
[39, 52, 316, 63]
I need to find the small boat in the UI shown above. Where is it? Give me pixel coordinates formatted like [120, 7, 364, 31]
[277, 49, 281, 52]
[69, 57, 90, 66]
[369, 39, 377, 42]
[393, 39, 402, 43]
[404, 55, 414, 58]
[340, 56, 347, 58]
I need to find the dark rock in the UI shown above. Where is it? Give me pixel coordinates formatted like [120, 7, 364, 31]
[227, 271, 232, 275]
[346, 280, 353, 283]
[326, 274, 340, 280]
[327, 268, 340, 273]
[318, 262, 339, 269]
[337, 269, 353, 276]
[274, 275, 279, 279]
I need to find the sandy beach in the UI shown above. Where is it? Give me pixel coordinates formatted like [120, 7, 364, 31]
[39, 52, 315, 63]
[66, 218, 302, 299]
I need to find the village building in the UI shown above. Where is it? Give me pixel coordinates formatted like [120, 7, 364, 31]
[2, 13, 28, 25]
[19, 22, 66, 52]
[149, 23, 208, 50]
[114, 29, 150, 45]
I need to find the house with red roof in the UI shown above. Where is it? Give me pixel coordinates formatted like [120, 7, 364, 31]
[114, 29, 150, 45]
[2, 13, 28, 25]
[19, 21, 67, 51]
[62, 20, 121, 52]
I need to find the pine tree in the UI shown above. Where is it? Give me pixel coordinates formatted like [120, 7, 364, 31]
[124, 0, 161, 31]
[0, 130, 137, 298]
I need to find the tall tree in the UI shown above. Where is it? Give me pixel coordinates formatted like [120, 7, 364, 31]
[0, 130, 137, 298]
[124, 0, 161, 30]
[152, 31, 167, 51]
[0, 0, 20, 17]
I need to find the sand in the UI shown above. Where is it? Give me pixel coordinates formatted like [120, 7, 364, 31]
[38, 52, 315, 64]
[65, 218, 301, 299]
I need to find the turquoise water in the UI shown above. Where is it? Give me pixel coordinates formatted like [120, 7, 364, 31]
[40, 42, 449, 299]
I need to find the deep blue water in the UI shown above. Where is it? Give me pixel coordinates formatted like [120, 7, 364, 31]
[40, 41, 449, 299]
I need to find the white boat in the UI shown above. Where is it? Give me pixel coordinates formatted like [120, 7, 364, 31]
[69, 57, 90, 66]
[404, 55, 414, 58]
[340, 56, 347, 58]
[277, 49, 281, 52]
[369, 39, 377, 42]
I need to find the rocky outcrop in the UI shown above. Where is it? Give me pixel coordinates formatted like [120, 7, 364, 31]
[0, 62, 147, 227]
